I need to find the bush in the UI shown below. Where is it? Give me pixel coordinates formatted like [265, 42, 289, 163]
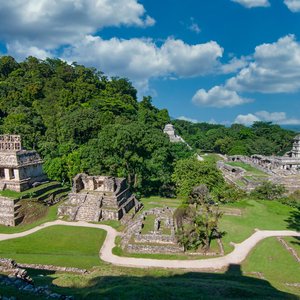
[212, 184, 246, 203]
[278, 190, 300, 209]
[251, 181, 286, 200]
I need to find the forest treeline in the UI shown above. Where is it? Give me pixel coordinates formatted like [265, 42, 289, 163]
[172, 120, 296, 156]
[0, 56, 193, 196]
[0, 56, 297, 197]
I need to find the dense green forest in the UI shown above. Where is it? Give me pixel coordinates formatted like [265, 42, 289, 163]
[0, 56, 297, 197]
[0, 56, 194, 196]
[172, 120, 296, 156]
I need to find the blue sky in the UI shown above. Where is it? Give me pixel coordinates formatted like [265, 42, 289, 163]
[0, 0, 300, 125]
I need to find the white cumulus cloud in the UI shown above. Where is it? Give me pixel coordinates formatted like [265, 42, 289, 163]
[235, 111, 300, 125]
[178, 116, 199, 123]
[192, 86, 253, 108]
[231, 0, 270, 8]
[234, 113, 260, 125]
[227, 35, 300, 93]
[0, 0, 154, 49]
[60, 36, 223, 90]
[284, 0, 300, 12]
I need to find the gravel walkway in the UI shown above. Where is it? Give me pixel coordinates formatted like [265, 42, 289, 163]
[0, 220, 299, 270]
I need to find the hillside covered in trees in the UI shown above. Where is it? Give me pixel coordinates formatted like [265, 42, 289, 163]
[0, 56, 194, 196]
[172, 120, 297, 156]
[0, 55, 297, 197]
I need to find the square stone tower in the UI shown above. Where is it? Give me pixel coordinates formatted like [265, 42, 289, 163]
[0, 135, 46, 192]
[292, 135, 300, 158]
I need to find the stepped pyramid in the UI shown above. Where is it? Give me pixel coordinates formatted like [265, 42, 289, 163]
[58, 173, 142, 222]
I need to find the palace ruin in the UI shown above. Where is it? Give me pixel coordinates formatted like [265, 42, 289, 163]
[58, 173, 142, 221]
[0, 135, 46, 192]
[219, 134, 300, 193]
[228, 134, 300, 174]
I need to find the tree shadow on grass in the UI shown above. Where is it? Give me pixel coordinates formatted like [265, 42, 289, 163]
[284, 208, 300, 246]
[285, 208, 300, 232]
[1, 264, 298, 300]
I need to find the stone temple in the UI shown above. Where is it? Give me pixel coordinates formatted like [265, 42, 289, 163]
[0, 135, 46, 192]
[229, 134, 300, 173]
[163, 124, 186, 143]
[58, 173, 142, 221]
[163, 124, 204, 160]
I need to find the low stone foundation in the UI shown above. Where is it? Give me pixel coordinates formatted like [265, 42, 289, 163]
[127, 244, 184, 254]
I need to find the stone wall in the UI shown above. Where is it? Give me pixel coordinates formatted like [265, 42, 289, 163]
[134, 233, 176, 244]
[126, 243, 183, 254]
[0, 197, 19, 226]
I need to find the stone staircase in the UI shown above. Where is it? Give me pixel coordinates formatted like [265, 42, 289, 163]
[73, 194, 102, 222]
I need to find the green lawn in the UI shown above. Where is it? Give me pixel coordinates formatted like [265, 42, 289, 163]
[140, 196, 182, 211]
[0, 226, 106, 269]
[202, 153, 224, 163]
[220, 199, 298, 253]
[0, 198, 298, 299]
[227, 161, 268, 176]
[141, 214, 156, 234]
[242, 237, 300, 296]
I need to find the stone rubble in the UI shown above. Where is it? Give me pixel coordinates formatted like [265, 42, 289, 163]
[0, 258, 75, 300]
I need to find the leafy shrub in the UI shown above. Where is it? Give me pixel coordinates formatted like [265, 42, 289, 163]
[251, 181, 286, 200]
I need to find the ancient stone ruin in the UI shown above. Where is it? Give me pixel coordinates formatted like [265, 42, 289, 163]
[58, 173, 142, 221]
[229, 135, 300, 173]
[0, 135, 46, 192]
[121, 207, 183, 254]
[218, 135, 300, 193]
[163, 124, 187, 144]
[0, 197, 22, 226]
[163, 124, 203, 160]
[121, 206, 224, 255]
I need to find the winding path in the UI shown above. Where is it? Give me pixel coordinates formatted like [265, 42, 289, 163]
[0, 220, 299, 270]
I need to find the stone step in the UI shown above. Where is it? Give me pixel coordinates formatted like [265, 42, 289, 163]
[75, 206, 101, 222]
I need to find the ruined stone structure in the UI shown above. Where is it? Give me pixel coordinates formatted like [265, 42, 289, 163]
[163, 124, 186, 144]
[58, 173, 142, 221]
[289, 134, 300, 158]
[0, 135, 46, 192]
[122, 207, 184, 254]
[228, 135, 300, 173]
[163, 124, 204, 160]
[219, 135, 300, 193]
[121, 207, 224, 255]
[0, 196, 22, 226]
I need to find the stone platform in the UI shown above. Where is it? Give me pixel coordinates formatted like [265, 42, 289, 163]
[58, 174, 142, 221]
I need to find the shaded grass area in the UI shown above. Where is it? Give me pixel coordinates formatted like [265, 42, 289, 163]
[1, 263, 297, 299]
[0, 226, 106, 269]
[242, 237, 300, 296]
